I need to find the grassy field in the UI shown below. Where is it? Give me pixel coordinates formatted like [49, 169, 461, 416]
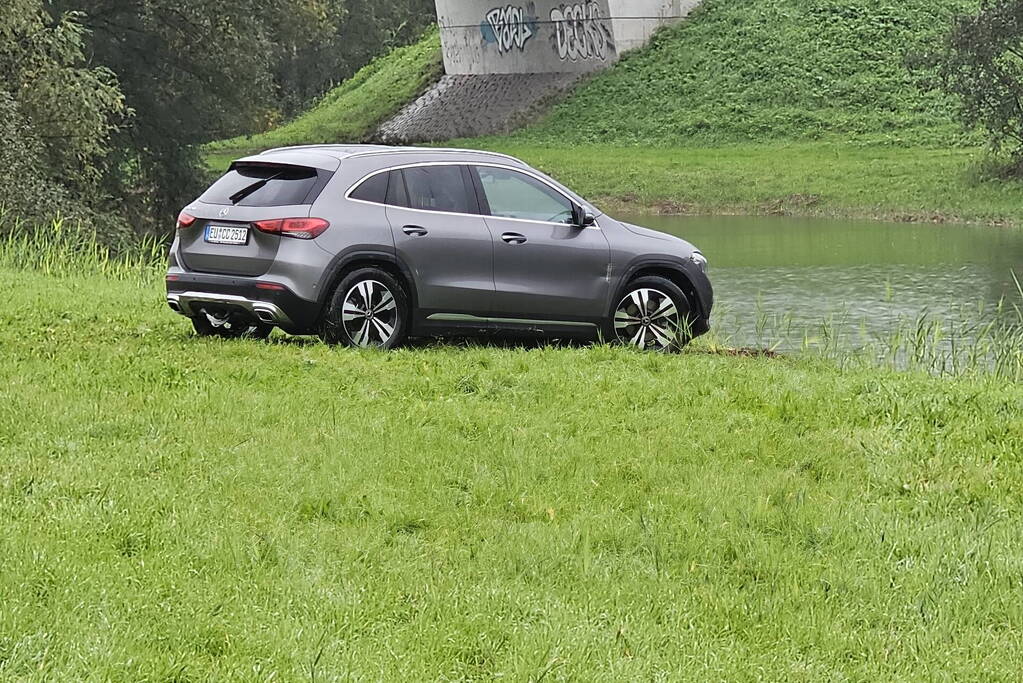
[2, 244, 1023, 678]
[477, 141, 1023, 225]
[205, 138, 1023, 227]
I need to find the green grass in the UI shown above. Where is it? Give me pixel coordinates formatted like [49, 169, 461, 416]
[2, 234, 1023, 679]
[465, 141, 1023, 225]
[513, 0, 978, 147]
[205, 29, 442, 170]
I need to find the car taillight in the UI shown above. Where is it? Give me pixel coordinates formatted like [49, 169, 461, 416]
[176, 211, 197, 228]
[252, 218, 330, 240]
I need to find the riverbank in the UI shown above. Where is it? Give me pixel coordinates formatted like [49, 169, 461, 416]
[3, 261, 1023, 678]
[474, 142, 1023, 227]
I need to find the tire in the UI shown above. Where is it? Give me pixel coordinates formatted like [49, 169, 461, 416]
[606, 276, 694, 352]
[191, 311, 273, 340]
[320, 267, 409, 349]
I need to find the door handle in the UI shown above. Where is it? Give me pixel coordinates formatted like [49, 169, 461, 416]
[402, 225, 428, 237]
[501, 232, 527, 245]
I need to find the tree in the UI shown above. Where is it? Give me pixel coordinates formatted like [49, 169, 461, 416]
[0, 0, 126, 211]
[55, 0, 301, 229]
[940, 0, 1023, 172]
[273, 0, 436, 115]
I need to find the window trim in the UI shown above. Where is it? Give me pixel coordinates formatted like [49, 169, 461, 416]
[469, 165, 577, 227]
[344, 161, 599, 229]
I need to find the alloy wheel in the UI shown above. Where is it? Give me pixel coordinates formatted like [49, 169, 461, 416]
[614, 288, 682, 351]
[342, 280, 398, 348]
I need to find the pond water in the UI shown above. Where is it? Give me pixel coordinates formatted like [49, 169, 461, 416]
[623, 214, 1023, 360]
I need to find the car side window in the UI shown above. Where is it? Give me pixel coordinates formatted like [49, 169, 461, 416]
[349, 171, 389, 204]
[402, 165, 472, 214]
[474, 167, 575, 224]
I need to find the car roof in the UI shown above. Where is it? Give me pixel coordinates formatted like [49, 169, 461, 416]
[237, 144, 527, 169]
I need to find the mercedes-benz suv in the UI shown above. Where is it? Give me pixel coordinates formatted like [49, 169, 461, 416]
[166, 145, 712, 351]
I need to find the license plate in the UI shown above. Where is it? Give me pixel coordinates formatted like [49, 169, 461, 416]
[205, 224, 249, 245]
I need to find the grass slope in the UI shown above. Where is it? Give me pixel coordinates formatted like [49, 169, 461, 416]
[516, 0, 977, 146]
[476, 141, 1023, 224]
[206, 29, 442, 170]
[2, 262, 1023, 678]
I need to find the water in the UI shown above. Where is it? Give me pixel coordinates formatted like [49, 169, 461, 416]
[624, 214, 1023, 356]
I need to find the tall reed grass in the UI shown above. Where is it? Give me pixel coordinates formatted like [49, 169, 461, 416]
[704, 280, 1023, 381]
[0, 211, 164, 282]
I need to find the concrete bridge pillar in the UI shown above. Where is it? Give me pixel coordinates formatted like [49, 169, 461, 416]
[436, 0, 697, 75]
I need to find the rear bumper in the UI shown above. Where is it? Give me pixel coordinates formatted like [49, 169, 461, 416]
[166, 271, 322, 333]
[168, 291, 294, 327]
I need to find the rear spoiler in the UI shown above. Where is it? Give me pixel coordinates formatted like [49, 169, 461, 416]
[233, 150, 342, 172]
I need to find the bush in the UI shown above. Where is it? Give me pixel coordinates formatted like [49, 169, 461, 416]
[939, 0, 1023, 174]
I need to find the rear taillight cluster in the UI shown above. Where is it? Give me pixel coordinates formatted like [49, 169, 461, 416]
[253, 217, 330, 240]
[176, 211, 196, 228]
[174, 210, 330, 241]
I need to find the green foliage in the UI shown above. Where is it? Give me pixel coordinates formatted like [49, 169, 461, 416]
[938, 0, 1023, 171]
[0, 1, 126, 213]
[39, 1, 435, 232]
[517, 0, 979, 146]
[272, 0, 438, 115]
[2, 262, 1023, 677]
[208, 29, 443, 166]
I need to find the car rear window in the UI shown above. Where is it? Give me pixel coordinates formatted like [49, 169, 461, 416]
[200, 164, 329, 207]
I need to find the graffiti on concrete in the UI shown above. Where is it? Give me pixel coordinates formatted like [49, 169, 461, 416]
[550, 2, 614, 62]
[481, 4, 539, 54]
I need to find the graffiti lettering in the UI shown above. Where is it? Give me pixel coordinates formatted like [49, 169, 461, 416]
[550, 2, 614, 62]
[481, 4, 538, 54]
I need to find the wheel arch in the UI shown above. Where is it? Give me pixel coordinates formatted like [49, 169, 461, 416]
[316, 250, 419, 318]
[614, 261, 706, 320]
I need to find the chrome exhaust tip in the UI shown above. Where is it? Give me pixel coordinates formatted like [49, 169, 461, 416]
[167, 296, 182, 313]
[253, 307, 277, 324]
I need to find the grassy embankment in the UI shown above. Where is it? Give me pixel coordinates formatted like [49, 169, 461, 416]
[205, 28, 443, 173]
[207, 0, 1023, 225]
[2, 231, 1023, 678]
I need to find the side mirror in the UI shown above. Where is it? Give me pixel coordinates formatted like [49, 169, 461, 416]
[574, 206, 596, 227]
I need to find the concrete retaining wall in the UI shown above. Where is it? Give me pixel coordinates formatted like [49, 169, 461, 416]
[377, 73, 584, 143]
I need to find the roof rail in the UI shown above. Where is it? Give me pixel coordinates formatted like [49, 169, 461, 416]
[346, 147, 523, 164]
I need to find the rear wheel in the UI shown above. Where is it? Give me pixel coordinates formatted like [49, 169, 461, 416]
[320, 268, 409, 349]
[608, 276, 693, 352]
[191, 311, 272, 340]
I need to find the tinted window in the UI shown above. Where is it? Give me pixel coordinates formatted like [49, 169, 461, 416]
[350, 172, 388, 203]
[200, 164, 323, 207]
[475, 167, 574, 224]
[402, 166, 472, 214]
[386, 170, 408, 207]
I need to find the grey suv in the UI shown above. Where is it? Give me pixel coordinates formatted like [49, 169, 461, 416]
[166, 145, 712, 351]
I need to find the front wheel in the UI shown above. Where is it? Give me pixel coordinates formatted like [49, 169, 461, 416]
[606, 276, 693, 352]
[320, 268, 410, 349]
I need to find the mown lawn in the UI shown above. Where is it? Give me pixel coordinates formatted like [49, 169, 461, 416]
[1, 267, 1022, 679]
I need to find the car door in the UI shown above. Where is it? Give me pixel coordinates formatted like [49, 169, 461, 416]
[382, 164, 495, 316]
[471, 165, 611, 321]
